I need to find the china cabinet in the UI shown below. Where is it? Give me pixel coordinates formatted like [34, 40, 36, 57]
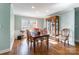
[46, 16, 59, 36]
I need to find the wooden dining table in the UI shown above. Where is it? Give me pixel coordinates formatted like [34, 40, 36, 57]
[31, 34, 49, 52]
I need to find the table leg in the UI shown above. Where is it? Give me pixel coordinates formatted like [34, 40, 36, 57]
[47, 38, 49, 49]
[33, 39, 35, 52]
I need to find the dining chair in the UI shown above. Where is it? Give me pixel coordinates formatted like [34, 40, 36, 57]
[57, 28, 70, 46]
[26, 29, 38, 45]
[26, 30, 30, 41]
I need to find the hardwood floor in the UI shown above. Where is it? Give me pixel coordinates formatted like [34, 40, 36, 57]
[1, 38, 79, 55]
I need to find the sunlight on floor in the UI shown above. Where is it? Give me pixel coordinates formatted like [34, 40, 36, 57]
[49, 39, 58, 44]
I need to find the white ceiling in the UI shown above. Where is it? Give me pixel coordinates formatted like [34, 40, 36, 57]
[13, 3, 79, 18]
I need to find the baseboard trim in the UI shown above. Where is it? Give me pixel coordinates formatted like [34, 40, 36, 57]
[0, 48, 10, 54]
[10, 39, 15, 51]
[75, 40, 79, 42]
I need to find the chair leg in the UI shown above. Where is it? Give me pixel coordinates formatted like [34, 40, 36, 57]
[68, 40, 69, 46]
[64, 41, 65, 46]
[41, 40, 42, 47]
[64, 40, 68, 46]
[60, 40, 62, 43]
[37, 40, 39, 46]
[27, 40, 29, 45]
[57, 38, 59, 42]
[64, 40, 66, 46]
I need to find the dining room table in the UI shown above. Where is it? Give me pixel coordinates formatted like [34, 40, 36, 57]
[30, 30, 49, 52]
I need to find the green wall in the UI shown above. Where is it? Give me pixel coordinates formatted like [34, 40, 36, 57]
[15, 15, 21, 30]
[75, 8, 79, 42]
[0, 3, 10, 50]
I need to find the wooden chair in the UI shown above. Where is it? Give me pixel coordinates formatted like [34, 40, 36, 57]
[26, 30, 33, 45]
[26, 30, 30, 41]
[58, 28, 70, 46]
[26, 29, 38, 45]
